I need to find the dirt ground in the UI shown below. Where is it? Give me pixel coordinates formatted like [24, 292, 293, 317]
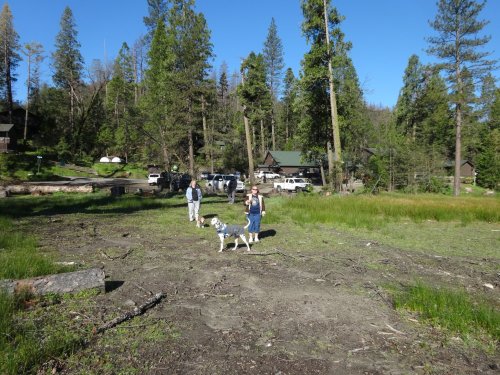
[19, 190, 500, 375]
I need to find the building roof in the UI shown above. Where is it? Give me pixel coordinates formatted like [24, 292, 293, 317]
[267, 151, 318, 167]
[0, 123, 14, 132]
[443, 160, 474, 167]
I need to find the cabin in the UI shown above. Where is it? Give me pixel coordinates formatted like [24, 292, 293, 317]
[0, 123, 14, 153]
[444, 160, 475, 178]
[259, 151, 319, 176]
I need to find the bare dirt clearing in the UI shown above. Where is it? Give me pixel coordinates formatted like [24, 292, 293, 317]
[15, 193, 500, 374]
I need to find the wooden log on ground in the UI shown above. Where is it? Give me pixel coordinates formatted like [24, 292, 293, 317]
[0, 268, 105, 295]
[6, 184, 94, 195]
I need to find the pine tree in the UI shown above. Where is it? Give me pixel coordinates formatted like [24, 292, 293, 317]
[427, 0, 497, 196]
[166, 0, 213, 175]
[238, 52, 272, 159]
[52, 6, 84, 152]
[395, 55, 425, 140]
[144, 0, 169, 45]
[263, 17, 284, 151]
[300, 0, 350, 189]
[142, 19, 175, 169]
[0, 3, 21, 122]
[281, 68, 298, 146]
[105, 43, 137, 162]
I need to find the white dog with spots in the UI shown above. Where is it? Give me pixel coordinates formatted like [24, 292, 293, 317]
[210, 217, 251, 252]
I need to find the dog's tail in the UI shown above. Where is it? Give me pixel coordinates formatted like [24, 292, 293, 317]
[244, 217, 250, 229]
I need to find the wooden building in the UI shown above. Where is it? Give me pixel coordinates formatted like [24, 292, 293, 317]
[259, 151, 319, 175]
[0, 123, 14, 153]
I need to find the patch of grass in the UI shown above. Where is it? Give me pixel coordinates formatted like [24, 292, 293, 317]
[0, 216, 71, 279]
[0, 214, 85, 374]
[393, 282, 500, 341]
[0, 290, 91, 375]
[267, 193, 499, 229]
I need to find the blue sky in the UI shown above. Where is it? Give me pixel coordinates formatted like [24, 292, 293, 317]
[8, 0, 500, 108]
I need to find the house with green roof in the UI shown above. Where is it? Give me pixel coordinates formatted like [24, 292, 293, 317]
[260, 151, 319, 175]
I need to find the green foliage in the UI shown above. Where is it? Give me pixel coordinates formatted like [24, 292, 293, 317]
[0, 3, 21, 111]
[393, 283, 499, 340]
[476, 129, 500, 190]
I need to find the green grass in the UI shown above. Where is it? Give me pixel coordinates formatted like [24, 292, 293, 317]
[0, 216, 71, 279]
[266, 193, 499, 229]
[393, 282, 500, 341]
[0, 214, 84, 374]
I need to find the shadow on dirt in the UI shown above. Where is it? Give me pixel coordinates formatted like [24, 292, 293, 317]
[260, 229, 277, 239]
[105, 280, 124, 293]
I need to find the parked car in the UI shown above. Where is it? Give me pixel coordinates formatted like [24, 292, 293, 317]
[199, 171, 210, 180]
[223, 175, 245, 192]
[148, 173, 161, 185]
[207, 174, 245, 192]
[274, 178, 312, 193]
[206, 174, 225, 191]
[257, 171, 281, 179]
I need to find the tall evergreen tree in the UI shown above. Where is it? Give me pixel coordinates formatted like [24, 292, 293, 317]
[141, 19, 175, 169]
[395, 55, 425, 139]
[427, 0, 497, 196]
[263, 17, 284, 151]
[52, 6, 84, 154]
[0, 3, 21, 122]
[103, 43, 137, 162]
[300, 0, 350, 188]
[165, 0, 213, 175]
[238, 52, 272, 160]
[281, 67, 298, 147]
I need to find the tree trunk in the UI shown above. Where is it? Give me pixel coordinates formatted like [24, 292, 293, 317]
[260, 118, 265, 158]
[201, 95, 209, 163]
[244, 114, 255, 185]
[327, 141, 334, 189]
[0, 268, 105, 296]
[323, 0, 342, 191]
[24, 54, 31, 141]
[271, 111, 276, 151]
[454, 103, 462, 196]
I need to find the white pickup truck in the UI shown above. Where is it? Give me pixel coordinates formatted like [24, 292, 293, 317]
[274, 178, 312, 193]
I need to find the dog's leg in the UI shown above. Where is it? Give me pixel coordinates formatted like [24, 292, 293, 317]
[218, 234, 225, 253]
[232, 237, 238, 251]
[240, 234, 251, 251]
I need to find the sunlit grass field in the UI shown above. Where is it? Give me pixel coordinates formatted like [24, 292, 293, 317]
[0, 191, 498, 373]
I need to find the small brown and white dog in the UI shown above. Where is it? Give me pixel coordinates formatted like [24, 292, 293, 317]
[210, 217, 251, 252]
[196, 216, 205, 228]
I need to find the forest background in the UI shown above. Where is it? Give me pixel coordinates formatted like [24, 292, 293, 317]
[0, 0, 498, 193]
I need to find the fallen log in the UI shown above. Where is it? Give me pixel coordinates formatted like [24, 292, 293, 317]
[96, 292, 165, 334]
[5, 184, 94, 195]
[0, 268, 105, 295]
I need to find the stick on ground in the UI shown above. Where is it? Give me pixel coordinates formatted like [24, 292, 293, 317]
[96, 292, 165, 334]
